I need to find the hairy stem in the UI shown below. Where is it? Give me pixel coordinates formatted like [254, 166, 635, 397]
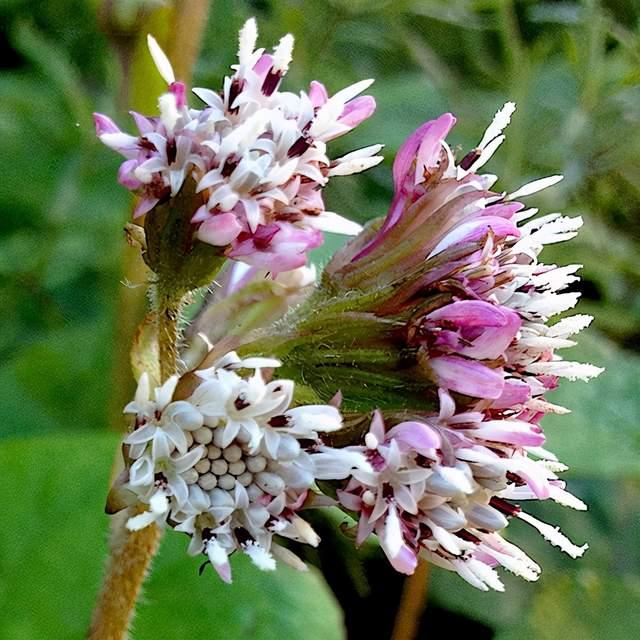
[157, 291, 183, 381]
[88, 292, 182, 640]
[89, 2, 211, 638]
[391, 560, 430, 640]
[87, 512, 162, 640]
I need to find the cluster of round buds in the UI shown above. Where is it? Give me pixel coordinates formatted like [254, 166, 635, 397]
[338, 402, 588, 591]
[94, 18, 382, 274]
[120, 351, 365, 582]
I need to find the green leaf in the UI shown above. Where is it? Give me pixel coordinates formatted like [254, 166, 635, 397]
[0, 433, 345, 640]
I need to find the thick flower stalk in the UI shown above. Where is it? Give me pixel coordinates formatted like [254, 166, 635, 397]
[94, 18, 382, 275]
[109, 351, 365, 581]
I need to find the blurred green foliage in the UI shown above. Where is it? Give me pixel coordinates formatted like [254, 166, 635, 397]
[1, 0, 639, 637]
[0, 433, 344, 639]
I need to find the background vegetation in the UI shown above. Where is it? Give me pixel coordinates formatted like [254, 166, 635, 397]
[1, 0, 639, 638]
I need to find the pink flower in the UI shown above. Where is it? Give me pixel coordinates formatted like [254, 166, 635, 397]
[95, 21, 383, 273]
[227, 222, 323, 274]
[337, 393, 587, 590]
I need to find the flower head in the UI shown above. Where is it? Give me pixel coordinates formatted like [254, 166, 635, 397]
[94, 19, 382, 274]
[118, 351, 363, 582]
[320, 103, 602, 409]
[338, 401, 588, 590]
[252, 103, 603, 589]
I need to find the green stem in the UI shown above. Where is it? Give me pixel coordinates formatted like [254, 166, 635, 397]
[157, 289, 183, 381]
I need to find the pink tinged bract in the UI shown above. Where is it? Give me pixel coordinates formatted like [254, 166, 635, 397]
[471, 420, 545, 447]
[228, 223, 323, 274]
[429, 216, 520, 257]
[491, 379, 531, 409]
[428, 355, 505, 399]
[353, 113, 456, 261]
[197, 213, 243, 246]
[393, 113, 456, 191]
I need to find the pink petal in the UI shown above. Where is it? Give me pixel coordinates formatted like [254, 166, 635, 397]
[309, 80, 328, 107]
[197, 213, 243, 246]
[133, 196, 159, 219]
[252, 53, 273, 78]
[369, 410, 386, 444]
[479, 202, 524, 219]
[93, 113, 121, 135]
[428, 355, 504, 399]
[118, 159, 142, 189]
[387, 421, 441, 452]
[339, 95, 376, 129]
[393, 113, 456, 191]
[388, 544, 418, 575]
[169, 81, 186, 109]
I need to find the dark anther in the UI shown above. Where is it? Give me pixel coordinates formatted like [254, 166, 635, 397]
[459, 148, 481, 171]
[234, 395, 250, 411]
[138, 137, 157, 152]
[455, 529, 481, 544]
[268, 415, 289, 428]
[166, 138, 177, 165]
[261, 70, 282, 96]
[506, 471, 526, 486]
[221, 157, 239, 177]
[234, 527, 252, 545]
[489, 496, 521, 517]
[228, 79, 244, 113]
[288, 135, 311, 158]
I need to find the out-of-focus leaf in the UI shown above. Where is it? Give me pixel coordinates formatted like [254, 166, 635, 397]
[0, 320, 112, 438]
[0, 433, 345, 639]
[544, 330, 640, 477]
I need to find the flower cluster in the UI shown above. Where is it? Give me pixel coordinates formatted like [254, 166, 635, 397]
[94, 19, 382, 274]
[103, 37, 603, 590]
[327, 103, 602, 405]
[338, 402, 588, 591]
[318, 104, 602, 588]
[119, 351, 364, 581]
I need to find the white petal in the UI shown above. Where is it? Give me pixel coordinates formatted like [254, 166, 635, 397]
[244, 542, 276, 571]
[272, 33, 294, 73]
[306, 211, 362, 235]
[507, 175, 563, 200]
[518, 511, 588, 558]
[126, 510, 159, 531]
[147, 34, 175, 84]
[478, 102, 516, 149]
[238, 18, 258, 66]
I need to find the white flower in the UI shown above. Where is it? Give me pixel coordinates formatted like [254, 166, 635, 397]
[124, 373, 203, 460]
[118, 350, 349, 582]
